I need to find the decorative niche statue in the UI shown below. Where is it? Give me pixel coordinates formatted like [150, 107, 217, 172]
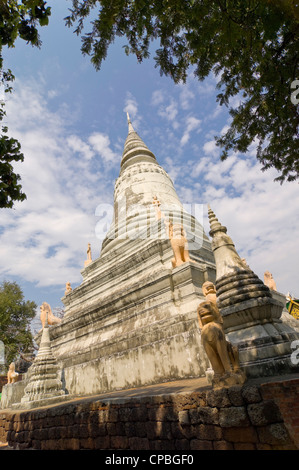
[7, 362, 19, 384]
[40, 302, 62, 328]
[197, 300, 246, 389]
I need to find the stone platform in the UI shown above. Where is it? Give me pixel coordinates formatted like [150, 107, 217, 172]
[1, 373, 299, 450]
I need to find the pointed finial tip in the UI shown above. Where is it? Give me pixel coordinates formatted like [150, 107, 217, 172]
[126, 111, 135, 134]
[207, 205, 228, 236]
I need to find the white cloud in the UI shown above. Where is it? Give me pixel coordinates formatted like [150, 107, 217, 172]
[192, 156, 210, 178]
[47, 89, 59, 99]
[123, 91, 142, 130]
[123, 92, 138, 118]
[204, 104, 223, 121]
[220, 124, 230, 135]
[164, 156, 182, 183]
[88, 132, 119, 164]
[151, 89, 164, 107]
[203, 139, 219, 158]
[179, 86, 195, 110]
[67, 135, 95, 161]
[158, 99, 178, 124]
[180, 116, 202, 146]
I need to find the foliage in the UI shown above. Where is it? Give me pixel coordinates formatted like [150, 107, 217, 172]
[65, 0, 299, 182]
[0, 117, 26, 208]
[0, 280, 37, 366]
[0, 0, 51, 208]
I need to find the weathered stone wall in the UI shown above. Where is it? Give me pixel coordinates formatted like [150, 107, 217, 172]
[0, 377, 298, 450]
[0, 379, 27, 410]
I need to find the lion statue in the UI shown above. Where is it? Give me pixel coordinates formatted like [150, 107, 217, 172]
[167, 222, 191, 268]
[40, 302, 62, 328]
[7, 362, 19, 384]
[197, 300, 246, 389]
[264, 271, 277, 291]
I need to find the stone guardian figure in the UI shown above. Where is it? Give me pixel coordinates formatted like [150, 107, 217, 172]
[84, 243, 92, 267]
[167, 222, 191, 268]
[264, 271, 277, 291]
[197, 300, 246, 389]
[65, 281, 72, 296]
[7, 362, 19, 384]
[40, 302, 62, 329]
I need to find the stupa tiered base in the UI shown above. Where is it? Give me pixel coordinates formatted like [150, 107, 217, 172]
[44, 233, 216, 397]
[12, 393, 71, 410]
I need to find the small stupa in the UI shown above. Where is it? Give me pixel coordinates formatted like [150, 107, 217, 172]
[19, 312, 66, 409]
[207, 205, 299, 378]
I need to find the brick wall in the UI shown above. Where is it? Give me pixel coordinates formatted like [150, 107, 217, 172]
[0, 378, 298, 450]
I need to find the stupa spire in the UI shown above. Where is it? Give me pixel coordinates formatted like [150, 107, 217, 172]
[207, 205, 246, 279]
[100, 114, 193, 256]
[127, 111, 135, 134]
[121, 113, 157, 172]
[207, 204, 227, 237]
[36, 316, 52, 359]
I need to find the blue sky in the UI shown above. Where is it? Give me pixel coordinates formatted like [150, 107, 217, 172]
[0, 0, 298, 320]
